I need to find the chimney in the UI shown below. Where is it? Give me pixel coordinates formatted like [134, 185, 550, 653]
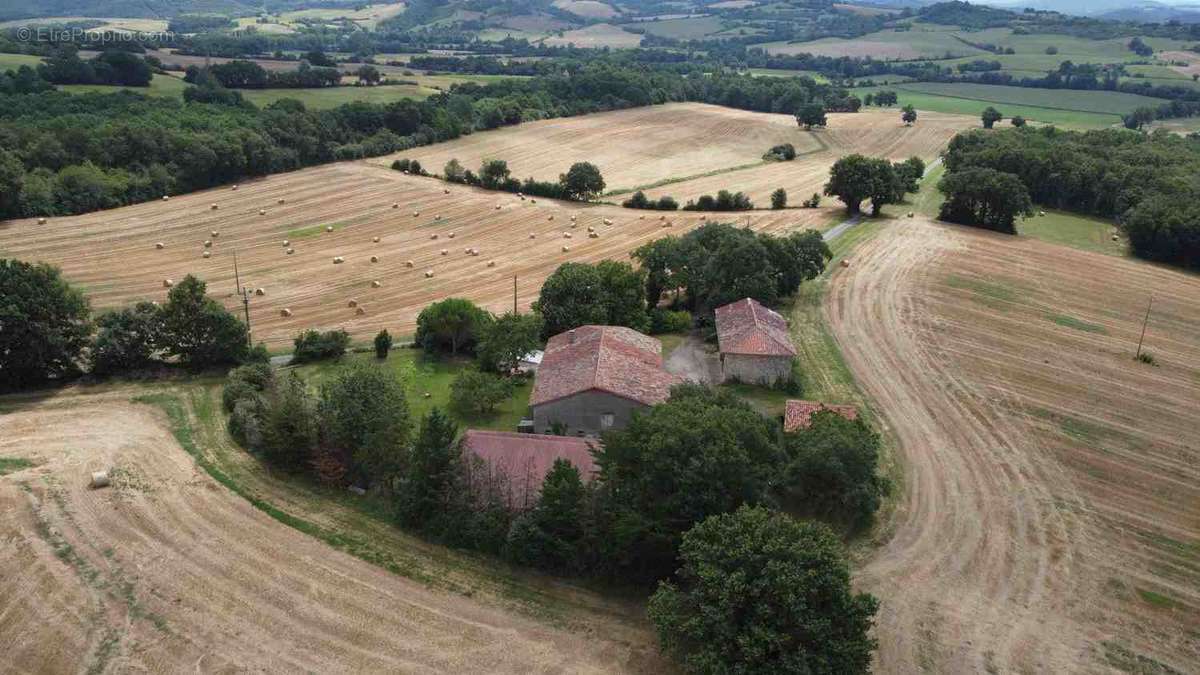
[569, 329, 576, 343]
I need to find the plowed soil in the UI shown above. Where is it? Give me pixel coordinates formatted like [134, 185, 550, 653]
[829, 217, 1200, 673]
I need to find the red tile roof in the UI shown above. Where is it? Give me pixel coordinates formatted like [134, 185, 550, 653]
[714, 298, 797, 357]
[462, 430, 598, 509]
[784, 400, 859, 433]
[529, 325, 682, 407]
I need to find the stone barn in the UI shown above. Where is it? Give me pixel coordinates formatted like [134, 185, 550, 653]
[461, 430, 597, 511]
[783, 400, 859, 433]
[529, 325, 681, 436]
[714, 298, 797, 386]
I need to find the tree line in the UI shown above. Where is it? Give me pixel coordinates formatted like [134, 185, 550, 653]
[0, 261, 261, 391]
[941, 126, 1200, 269]
[0, 62, 853, 219]
[183, 60, 343, 89]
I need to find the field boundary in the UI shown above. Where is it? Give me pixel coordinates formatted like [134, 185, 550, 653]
[892, 83, 1129, 118]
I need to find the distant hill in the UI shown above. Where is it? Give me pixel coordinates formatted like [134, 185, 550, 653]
[1098, 2, 1200, 22]
[0, 0, 371, 22]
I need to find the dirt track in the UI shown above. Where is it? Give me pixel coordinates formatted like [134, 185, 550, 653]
[829, 218, 1199, 672]
[0, 400, 660, 673]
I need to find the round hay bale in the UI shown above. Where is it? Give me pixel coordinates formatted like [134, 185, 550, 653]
[259, 209, 266, 216]
[412, 211, 420, 217]
[563, 232, 572, 239]
[155, 242, 165, 250]
[163, 279, 173, 288]
[562, 245, 570, 252]
[1111, 234, 1119, 241]
[393, 203, 400, 209]
[372, 280, 382, 288]
[348, 299, 358, 308]
[441, 249, 448, 256]
[162, 195, 170, 202]
[202, 251, 211, 259]
[464, 247, 472, 255]
[435, 215, 442, 221]
[603, 218, 613, 226]
[333, 256, 344, 264]
[430, 233, 439, 239]
[587, 226, 595, 233]
[448, 231, 455, 238]
[211, 203, 219, 210]
[495, 204, 502, 210]
[286, 248, 295, 255]
[90, 471, 111, 489]
[907, 212, 914, 218]
[405, 260, 414, 267]
[370, 255, 379, 263]
[204, 240, 212, 248]
[570, 214, 577, 221]
[373, 236, 380, 243]
[659, 214, 666, 220]
[471, 249, 480, 256]
[548, 215, 554, 221]
[326, 225, 334, 233]
[639, 215, 645, 220]
[487, 260, 496, 267]
[282, 239, 290, 247]
[424, 269, 434, 278]
[232, 184, 238, 190]
[278, 198, 286, 205]
[663, 221, 673, 228]
[37, 217, 47, 225]
[840, 259, 851, 268]
[255, 287, 265, 296]
[530, 199, 537, 204]
[355, 306, 366, 315]
[443, 188, 450, 194]
[211, 230, 219, 238]
[529, 233, 536, 239]
[1039, 210, 1046, 217]
[589, 232, 599, 239]
[281, 308, 292, 317]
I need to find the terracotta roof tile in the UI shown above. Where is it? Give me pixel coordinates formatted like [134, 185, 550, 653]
[714, 298, 797, 357]
[462, 430, 598, 508]
[529, 325, 682, 407]
[784, 400, 859, 433]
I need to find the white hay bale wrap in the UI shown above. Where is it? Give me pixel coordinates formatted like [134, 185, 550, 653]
[90, 471, 111, 489]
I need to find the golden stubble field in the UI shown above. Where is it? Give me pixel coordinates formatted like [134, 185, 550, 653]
[0, 159, 828, 348]
[830, 218, 1200, 673]
[381, 103, 975, 206]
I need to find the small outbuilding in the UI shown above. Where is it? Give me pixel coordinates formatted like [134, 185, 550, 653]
[714, 298, 797, 386]
[783, 400, 859, 433]
[461, 430, 598, 511]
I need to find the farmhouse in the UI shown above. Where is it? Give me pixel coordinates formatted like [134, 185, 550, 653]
[462, 430, 597, 511]
[783, 400, 859, 433]
[529, 325, 682, 436]
[714, 297, 797, 385]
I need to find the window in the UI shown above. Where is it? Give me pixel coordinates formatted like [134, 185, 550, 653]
[600, 413, 615, 430]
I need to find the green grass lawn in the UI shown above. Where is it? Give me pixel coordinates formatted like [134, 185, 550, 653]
[240, 83, 436, 109]
[0, 53, 44, 70]
[1018, 209, 1128, 257]
[58, 73, 190, 97]
[854, 82, 1152, 128]
[293, 349, 532, 433]
[628, 16, 726, 40]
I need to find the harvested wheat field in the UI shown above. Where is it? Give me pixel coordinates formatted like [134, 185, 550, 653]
[640, 109, 975, 205]
[375, 103, 828, 195]
[0, 160, 828, 348]
[829, 218, 1200, 673]
[0, 396, 662, 673]
[383, 104, 974, 206]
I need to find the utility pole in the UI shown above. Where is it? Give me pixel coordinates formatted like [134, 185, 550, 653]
[234, 250, 252, 347]
[1135, 294, 1153, 359]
